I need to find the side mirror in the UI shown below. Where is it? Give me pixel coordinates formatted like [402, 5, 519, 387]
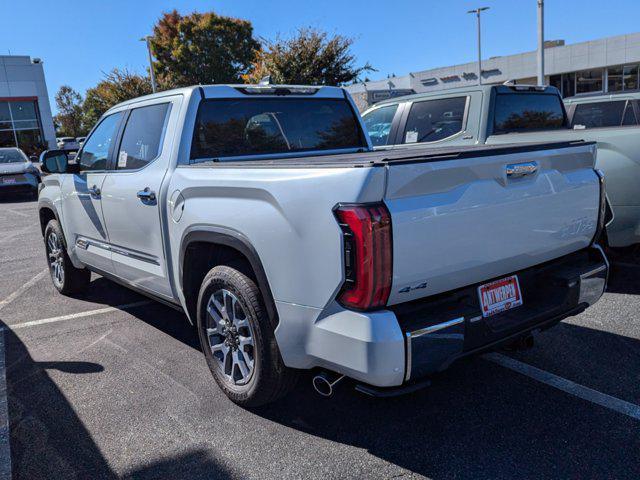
[40, 150, 69, 174]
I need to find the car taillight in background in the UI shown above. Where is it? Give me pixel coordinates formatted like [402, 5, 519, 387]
[334, 203, 392, 310]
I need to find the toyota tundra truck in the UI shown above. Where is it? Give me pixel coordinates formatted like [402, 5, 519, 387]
[38, 84, 608, 407]
[361, 84, 632, 247]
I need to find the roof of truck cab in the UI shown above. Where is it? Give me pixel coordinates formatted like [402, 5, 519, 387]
[564, 91, 640, 104]
[105, 84, 347, 112]
[368, 84, 560, 111]
[372, 85, 490, 108]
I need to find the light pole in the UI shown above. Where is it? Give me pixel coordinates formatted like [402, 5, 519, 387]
[140, 36, 157, 93]
[467, 7, 490, 85]
[537, 0, 545, 85]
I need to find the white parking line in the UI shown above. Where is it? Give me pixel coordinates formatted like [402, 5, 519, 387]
[0, 269, 47, 313]
[2, 209, 29, 219]
[485, 352, 640, 421]
[3, 300, 153, 331]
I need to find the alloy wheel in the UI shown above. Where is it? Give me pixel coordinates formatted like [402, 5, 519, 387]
[47, 231, 65, 287]
[206, 289, 256, 386]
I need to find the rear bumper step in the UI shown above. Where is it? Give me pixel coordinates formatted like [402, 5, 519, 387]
[397, 246, 608, 383]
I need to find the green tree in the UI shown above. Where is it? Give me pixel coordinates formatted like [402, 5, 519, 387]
[53, 86, 85, 137]
[82, 69, 152, 129]
[149, 10, 260, 88]
[243, 28, 374, 86]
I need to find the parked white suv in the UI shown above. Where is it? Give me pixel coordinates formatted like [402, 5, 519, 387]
[38, 84, 608, 406]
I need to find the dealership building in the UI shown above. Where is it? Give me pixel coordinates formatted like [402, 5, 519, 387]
[348, 32, 640, 111]
[0, 55, 56, 154]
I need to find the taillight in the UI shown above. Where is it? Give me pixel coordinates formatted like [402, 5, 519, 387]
[334, 203, 392, 310]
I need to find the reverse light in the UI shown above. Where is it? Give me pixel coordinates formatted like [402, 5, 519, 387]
[334, 203, 392, 310]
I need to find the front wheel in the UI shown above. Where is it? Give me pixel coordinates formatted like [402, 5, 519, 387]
[44, 220, 90, 295]
[196, 265, 298, 407]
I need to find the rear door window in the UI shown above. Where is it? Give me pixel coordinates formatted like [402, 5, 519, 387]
[403, 97, 467, 144]
[492, 93, 567, 134]
[190, 98, 365, 161]
[362, 104, 398, 146]
[116, 103, 170, 170]
[571, 101, 638, 128]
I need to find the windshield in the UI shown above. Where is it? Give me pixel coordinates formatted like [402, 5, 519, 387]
[0, 149, 27, 163]
[190, 98, 366, 161]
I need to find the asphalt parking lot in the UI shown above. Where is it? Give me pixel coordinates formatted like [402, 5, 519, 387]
[0, 197, 639, 479]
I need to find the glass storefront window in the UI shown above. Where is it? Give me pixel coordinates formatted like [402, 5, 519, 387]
[0, 100, 45, 156]
[562, 72, 576, 98]
[576, 69, 603, 94]
[624, 65, 639, 90]
[608, 65, 639, 92]
[608, 66, 623, 92]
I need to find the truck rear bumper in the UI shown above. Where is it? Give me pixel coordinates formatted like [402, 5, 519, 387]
[397, 246, 607, 383]
[274, 246, 608, 388]
[605, 205, 640, 248]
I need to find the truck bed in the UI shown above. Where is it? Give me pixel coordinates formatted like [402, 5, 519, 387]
[183, 140, 596, 168]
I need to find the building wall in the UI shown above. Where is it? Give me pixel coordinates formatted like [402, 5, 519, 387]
[0, 55, 56, 153]
[348, 32, 640, 109]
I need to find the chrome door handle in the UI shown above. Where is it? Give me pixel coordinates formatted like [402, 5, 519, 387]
[506, 162, 538, 178]
[89, 185, 101, 198]
[137, 187, 156, 203]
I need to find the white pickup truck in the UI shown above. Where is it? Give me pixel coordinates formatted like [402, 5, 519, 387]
[38, 84, 608, 406]
[362, 84, 629, 247]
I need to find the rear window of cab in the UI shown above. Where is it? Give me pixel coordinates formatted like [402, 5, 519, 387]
[492, 92, 568, 134]
[190, 98, 366, 161]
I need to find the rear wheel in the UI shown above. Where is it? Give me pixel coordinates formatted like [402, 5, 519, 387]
[196, 265, 298, 407]
[44, 220, 90, 295]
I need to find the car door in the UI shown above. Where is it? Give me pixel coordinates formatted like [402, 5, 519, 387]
[100, 97, 180, 299]
[60, 111, 124, 273]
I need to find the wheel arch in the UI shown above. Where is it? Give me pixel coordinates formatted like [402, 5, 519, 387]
[179, 226, 278, 328]
[38, 202, 69, 248]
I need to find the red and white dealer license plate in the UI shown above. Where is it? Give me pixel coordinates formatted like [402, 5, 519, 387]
[478, 275, 523, 318]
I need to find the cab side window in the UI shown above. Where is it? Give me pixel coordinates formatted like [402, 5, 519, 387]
[403, 97, 467, 144]
[116, 103, 170, 171]
[571, 100, 638, 128]
[363, 105, 398, 146]
[77, 112, 123, 171]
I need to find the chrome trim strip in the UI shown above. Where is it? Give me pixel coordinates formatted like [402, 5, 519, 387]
[580, 264, 607, 279]
[405, 332, 412, 382]
[409, 317, 465, 338]
[76, 238, 160, 265]
[110, 246, 161, 265]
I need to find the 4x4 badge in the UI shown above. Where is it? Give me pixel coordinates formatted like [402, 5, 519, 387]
[399, 282, 428, 294]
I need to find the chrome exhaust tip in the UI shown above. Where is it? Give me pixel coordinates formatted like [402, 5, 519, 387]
[312, 371, 345, 397]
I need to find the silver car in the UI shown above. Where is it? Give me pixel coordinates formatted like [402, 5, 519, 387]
[0, 147, 40, 198]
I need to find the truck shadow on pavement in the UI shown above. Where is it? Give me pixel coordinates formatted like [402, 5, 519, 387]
[251, 328, 640, 479]
[105, 282, 640, 479]
[5, 257, 640, 479]
[3, 320, 233, 479]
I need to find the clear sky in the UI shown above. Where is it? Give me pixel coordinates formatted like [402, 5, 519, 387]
[2, 0, 639, 114]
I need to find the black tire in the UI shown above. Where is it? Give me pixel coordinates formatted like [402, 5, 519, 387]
[196, 265, 298, 407]
[44, 220, 90, 295]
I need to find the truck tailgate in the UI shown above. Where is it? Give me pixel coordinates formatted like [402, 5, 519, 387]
[384, 142, 600, 305]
